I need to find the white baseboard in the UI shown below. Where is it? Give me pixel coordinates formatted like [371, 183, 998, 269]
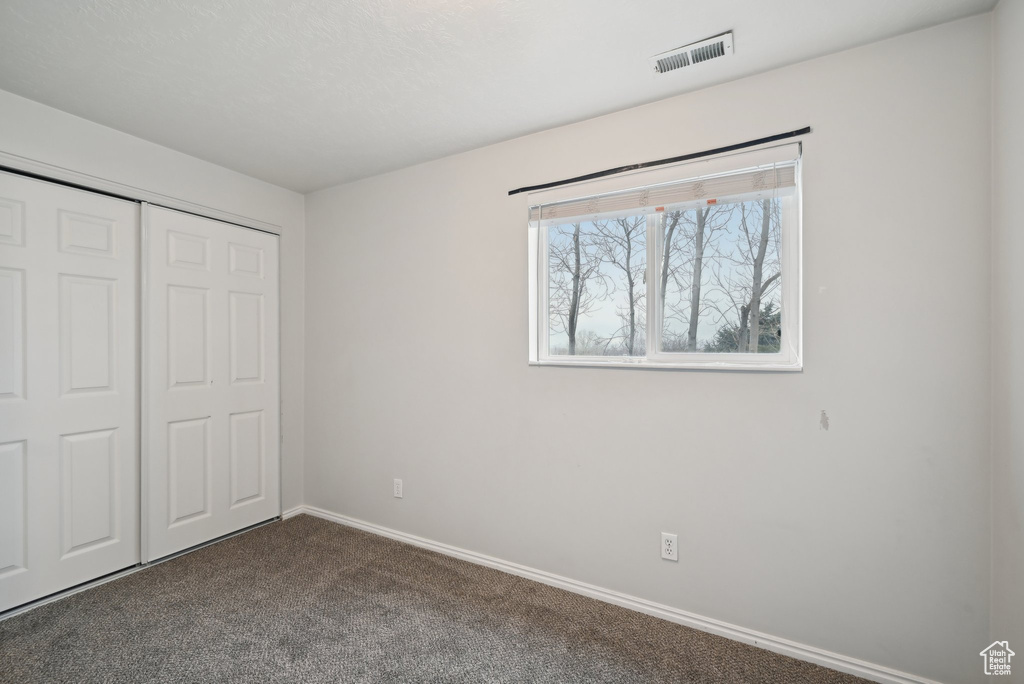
[289, 504, 942, 684]
[281, 505, 305, 520]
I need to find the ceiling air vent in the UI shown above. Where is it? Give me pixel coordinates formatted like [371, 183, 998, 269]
[651, 32, 733, 74]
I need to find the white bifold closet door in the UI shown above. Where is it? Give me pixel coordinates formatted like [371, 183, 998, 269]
[0, 172, 140, 613]
[144, 207, 279, 562]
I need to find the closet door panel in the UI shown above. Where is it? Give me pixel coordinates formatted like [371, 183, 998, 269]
[0, 172, 139, 613]
[146, 207, 279, 562]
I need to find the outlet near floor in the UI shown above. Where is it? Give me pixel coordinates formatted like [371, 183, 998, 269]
[393, 478, 403, 498]
[661, 533, 678, 561]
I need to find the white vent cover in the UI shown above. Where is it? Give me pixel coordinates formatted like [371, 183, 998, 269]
[650, 32, 734, 74]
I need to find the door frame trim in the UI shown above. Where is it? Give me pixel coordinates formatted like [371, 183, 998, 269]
[0, 150, 282, 235]
[139, 202, 151, 564]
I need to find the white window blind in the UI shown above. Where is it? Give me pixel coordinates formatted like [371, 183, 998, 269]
[529, 144, 799, 227]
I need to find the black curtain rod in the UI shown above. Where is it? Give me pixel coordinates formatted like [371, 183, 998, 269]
[507, 126, 811, 197]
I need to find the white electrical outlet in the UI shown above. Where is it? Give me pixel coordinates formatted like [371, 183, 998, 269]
[393, 478, 403, 498]
[661, 532, 678, 561]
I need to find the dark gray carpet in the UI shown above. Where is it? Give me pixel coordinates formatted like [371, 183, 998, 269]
[0, 515, 867, 683]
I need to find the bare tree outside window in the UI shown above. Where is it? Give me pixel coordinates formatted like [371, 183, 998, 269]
[548, 200, 781, 357]
[547, 223, 606, 355]
[547, 216, 646, 356]
[660, 205, 735, 352]
[590, 216, 646, 356]
[659, 198, 782, 353]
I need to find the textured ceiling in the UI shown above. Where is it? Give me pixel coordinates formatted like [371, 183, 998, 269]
[0, 0, 997, 192]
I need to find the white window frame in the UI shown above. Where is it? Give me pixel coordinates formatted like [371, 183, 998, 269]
[527, 145, 803, 371]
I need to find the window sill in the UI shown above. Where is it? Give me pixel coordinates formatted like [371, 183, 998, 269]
[529, 358, 802, 372]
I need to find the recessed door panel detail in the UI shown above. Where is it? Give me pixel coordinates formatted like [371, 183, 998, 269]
[230, 410, 264, 507]
[229, 243, 263, 278]
[0, 441, 27, 577]
[0, 196, 25, 247]
[168, 285, 209, 388]
[60, 429, 119, 557]
[59, 211, 116, 258]
[147, 205, 278, 563]
[60, 275, 116, 395]
[0, 268, 25, 400]
[168, 417, 210, 526]
[229, 292, 263, 384]
[167, 230, 209, 270]
[0, 171, 139, 614]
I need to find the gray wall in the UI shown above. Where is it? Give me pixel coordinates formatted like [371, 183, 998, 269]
[304, 16, 992, 683]
[991, 0, 1024, 657]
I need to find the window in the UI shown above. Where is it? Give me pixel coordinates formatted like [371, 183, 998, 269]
[528, 144, 801, 370]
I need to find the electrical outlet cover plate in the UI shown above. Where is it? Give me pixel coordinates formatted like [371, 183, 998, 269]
[661, 532, 678, 561]
[393, 478, 403, 498]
